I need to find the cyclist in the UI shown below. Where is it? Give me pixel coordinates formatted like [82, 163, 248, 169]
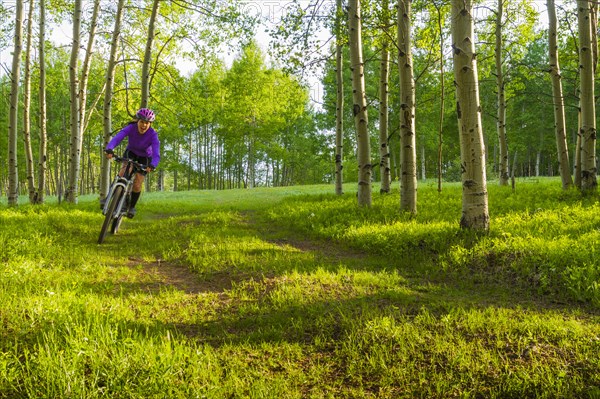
[104, 108, 161, 218]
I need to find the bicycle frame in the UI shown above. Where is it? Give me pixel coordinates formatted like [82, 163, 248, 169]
[102, 174, 133, 218]
[98, 157, 147, 244]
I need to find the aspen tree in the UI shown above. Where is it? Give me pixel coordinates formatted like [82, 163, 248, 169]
[65, 0, 82, 203]
[547, 0, 573, 190]
[495, 0, 509, 186]
[78, 0, 101, 195]
[378, 0, 391, 195]
[335, 0, 344, 196]
[8, 0, 24, 207]
[451, 0, 489, 230]
[398, 0, 417, 214]
[433, 1, 446, 193]
[66, 0, 101, 202]
[100, 0, 126, 202]
[23, 1, 36, 203]
[37, 0, 47, 204]
[578, 0, 597, 191]
[141, 0, 160, 109]
[348, 0, 371, 206]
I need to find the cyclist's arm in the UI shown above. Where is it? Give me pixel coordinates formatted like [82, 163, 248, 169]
[105, 126, 130, 155]
[149, 134, 161, 169]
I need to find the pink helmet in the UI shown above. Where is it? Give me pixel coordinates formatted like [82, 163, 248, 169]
[136, 108, 155, 122]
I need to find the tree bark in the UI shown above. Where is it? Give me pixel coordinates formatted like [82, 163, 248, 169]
[547, 0, 573, 190]
[495, 0, 509, 186]
[23, 0, 36, 203]
[335, 0, 344, 196]
[398, 0, 417, 214]
[378, 0, 391, 194]
[79, 0, 100, 150]
[8, 0, 24, 206]
[101, 0, 126, 201]
[420, 142, 426, 180]
[347, 0, 371, 206]
[141, 0, 160, 108]
[578, 0, 597, 191]
[591, 0, 598, 73]
[434, 1, 445, 193]
[72, 0, 100, 199]
[451, 0, 489, 231]
[37, 0, 48, 204]
[66, 0, 82, 203]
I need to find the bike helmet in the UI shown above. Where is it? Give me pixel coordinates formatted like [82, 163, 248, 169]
[136, 108, 155, 122]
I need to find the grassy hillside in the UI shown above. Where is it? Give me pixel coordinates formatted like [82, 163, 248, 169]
[1, 178, 599, 398]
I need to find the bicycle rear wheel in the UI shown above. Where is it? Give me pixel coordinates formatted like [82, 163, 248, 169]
[98, 186, 123, 244]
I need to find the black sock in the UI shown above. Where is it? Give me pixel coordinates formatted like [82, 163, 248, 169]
[130, 191, 141, 208]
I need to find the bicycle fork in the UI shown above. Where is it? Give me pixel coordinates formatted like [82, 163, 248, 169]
[102, 177, 132, 217]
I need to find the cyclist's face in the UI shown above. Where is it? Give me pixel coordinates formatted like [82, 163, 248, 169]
[137, 119, 151, 134]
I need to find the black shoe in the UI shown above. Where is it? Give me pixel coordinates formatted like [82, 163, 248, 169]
[127, 207, 136, 218]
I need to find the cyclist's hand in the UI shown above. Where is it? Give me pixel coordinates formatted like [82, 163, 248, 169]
[104, 149, 114, 159]
[145, 166, 154, 173]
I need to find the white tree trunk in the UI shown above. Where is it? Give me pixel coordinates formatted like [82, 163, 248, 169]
[101, 0, 126, 200]
[398, 0, 417, 214]
[335, 0, 344, 196]
[451, 0, 489, 230]
[577, 0, 597, 191]
[23, 0, 36, 202]
[8, 0, 24, 207]
[496, 0, 509, 186]
[421, 143, 426, 180]
[378, 4, 391, 194]
[348, 0, 371, 206]
[78, 0, 100, 162]
[66, 0, 82, 203]
[434, 2, 445, 193]
[74, 0, 100, 198]
[591, 1, 598, 73]
[574, 110, 582, 187]
[547, 0, 573, 189]
[38, 0, 48, 204]
[141, 0, 160, 109]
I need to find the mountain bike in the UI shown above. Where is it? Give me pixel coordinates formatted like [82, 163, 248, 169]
[98, 156, 147, 244]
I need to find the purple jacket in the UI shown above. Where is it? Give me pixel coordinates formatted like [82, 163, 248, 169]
[106, 123, 161, 168]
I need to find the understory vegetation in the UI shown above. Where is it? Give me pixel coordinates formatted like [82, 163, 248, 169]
[1, 178, 599, 398]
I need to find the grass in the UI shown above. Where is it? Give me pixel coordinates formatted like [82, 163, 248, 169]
[1, 178, 599, 398]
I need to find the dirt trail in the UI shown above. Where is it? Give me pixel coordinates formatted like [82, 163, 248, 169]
[123, 211, 366, 296]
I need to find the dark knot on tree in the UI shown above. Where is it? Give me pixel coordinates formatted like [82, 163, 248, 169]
[463, 179, 477, 189]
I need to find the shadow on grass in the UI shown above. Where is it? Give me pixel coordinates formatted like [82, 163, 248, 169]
[79, 206, 600, 318]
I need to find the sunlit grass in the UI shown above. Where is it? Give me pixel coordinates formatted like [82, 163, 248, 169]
[1, 178, 599, 398]
[267, 178, 600, 304]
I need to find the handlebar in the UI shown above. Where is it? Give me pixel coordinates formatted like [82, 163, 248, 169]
[111, 155, 150, 175]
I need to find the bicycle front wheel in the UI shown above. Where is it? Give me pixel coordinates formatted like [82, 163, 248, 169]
[98, 186, 123, 244]
[111, 214, 124, 234]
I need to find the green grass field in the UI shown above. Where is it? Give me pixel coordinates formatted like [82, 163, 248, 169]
[1, 178, 599, 398]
